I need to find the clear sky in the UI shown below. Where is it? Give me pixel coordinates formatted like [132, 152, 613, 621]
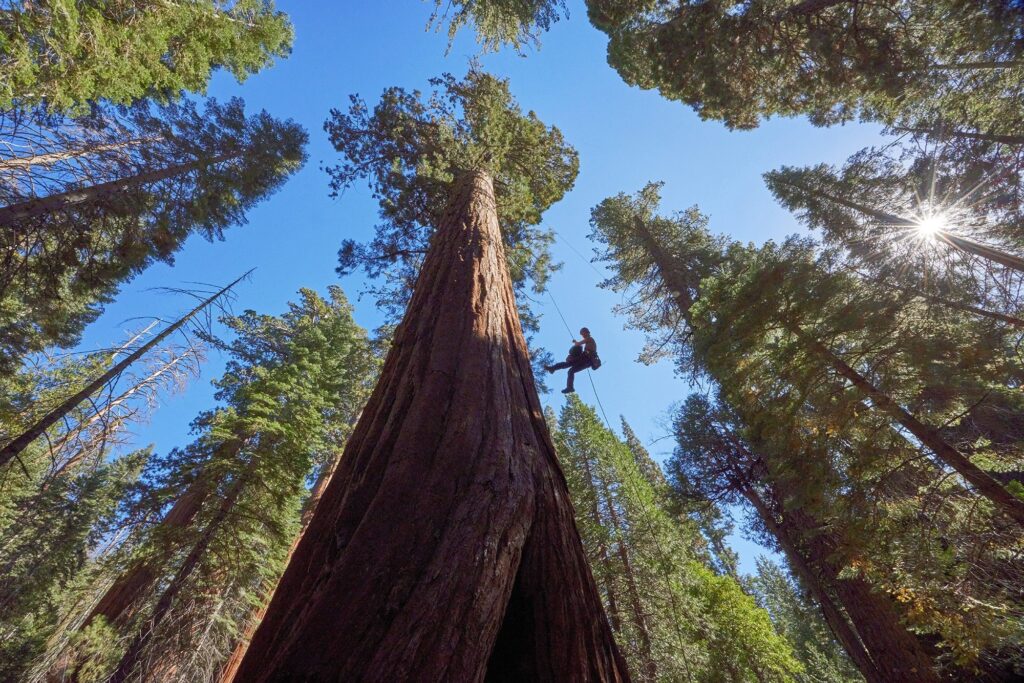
[76, 1, 884, 573]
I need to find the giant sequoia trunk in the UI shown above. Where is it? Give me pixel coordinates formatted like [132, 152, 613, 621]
[230, 171, 628, 682]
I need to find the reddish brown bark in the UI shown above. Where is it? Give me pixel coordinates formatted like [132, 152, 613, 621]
[110, 469, 251, 682]
[230, 171, 628, 682]
[82, 475, 213, 630]
[600, 480, 656, 681]
[218, 448, 346, 683]
[740, 487, 882, 683]
[579, 449, 623, 634]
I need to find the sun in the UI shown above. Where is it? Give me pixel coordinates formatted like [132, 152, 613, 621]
[914, 212, 948, 239]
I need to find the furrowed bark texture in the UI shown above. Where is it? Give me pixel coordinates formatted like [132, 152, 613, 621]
[231, 171, 628, 682]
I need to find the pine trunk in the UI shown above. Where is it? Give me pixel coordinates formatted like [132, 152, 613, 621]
[740, 487, 880, 682]
[892, 127, 1024, 146]
[600, 479, 656, 681]
[217, 447, 346, 683]
[230, 171, 628, 682]
[786, 320, 1024, 525]
[0, 138, 154, 171]
[110, 469, 250, 682]
[579, 448, 623, 634]
[0, 151, 236, 225]
[80, 473, 216, 630]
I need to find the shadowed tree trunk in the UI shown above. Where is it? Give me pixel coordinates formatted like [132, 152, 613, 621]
[81, 469, 219, 631]
[110, 467, 252, 682]
[230, 171, 628, 682]
[599, 478, 655, 681]
[739, 486, 882, 683]
[217, 446, 347, 683]
[579, 447, 623, 634]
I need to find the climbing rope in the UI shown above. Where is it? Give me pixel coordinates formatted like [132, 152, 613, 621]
[546, 284, 698, 681]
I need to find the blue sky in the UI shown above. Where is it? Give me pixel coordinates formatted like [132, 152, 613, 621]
[77, 1, 884, 572]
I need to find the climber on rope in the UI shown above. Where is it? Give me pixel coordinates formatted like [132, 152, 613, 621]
[546, 327, 601, 394]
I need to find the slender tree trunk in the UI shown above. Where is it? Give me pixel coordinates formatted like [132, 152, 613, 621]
[0, 137, 153, 171]
[229, 171, 628, 682]
[641, 177, 1024, 523]
[938, 231, 1024, 274]
[772, 177, 1024, 275]
[601, 479, 656, 681]
[892, 126, 1024, 146]
[217, 447, 347, 683]
[579, 449, 623, 634]
[867, 274, 1024, 329]
[79, 471, 218, 631]
[740, 486, 881, 683]
[42, 351, 193, 484]
[0, 151, 236, 224]
[785, 320, 1024, 525]
[0, 272, 246, 470]
[630, 214, 944, 679]
[110, 469, 251, 683]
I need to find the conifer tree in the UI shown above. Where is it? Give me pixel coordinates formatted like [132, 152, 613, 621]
[0, 0, 293, 113]
[555, 396, 802, 682]
[749, 558, 863, 683]
[0, 272, 242, 470]
[449, 1, 1023, 131]
[56, 287, 378, 683]
[0, 98, 307, 372]
[591, 184, 1024, 678]
[231, 70, 628, 681]
[0, 448, 148, 680]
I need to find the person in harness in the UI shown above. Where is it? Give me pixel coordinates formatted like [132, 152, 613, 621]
[546, 327, 600, 394]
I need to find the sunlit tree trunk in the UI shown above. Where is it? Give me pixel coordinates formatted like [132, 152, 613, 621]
[786, 320, 1024, 525]
[230, 171, 628, 682]
[0, 151, 236, 225]
[0, 137, 152, 171]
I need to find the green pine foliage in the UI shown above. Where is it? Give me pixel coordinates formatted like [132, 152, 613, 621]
[68, 287, 378, 681]
[554, 395, 803, 682]
[431, 0, 567, 51]
[592, 183, 1024, 676]
[0, 98, 307, 373]
[749, 558, 863, 683]
[0, 0, 293, 113]
[0, 449, 148, 680]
